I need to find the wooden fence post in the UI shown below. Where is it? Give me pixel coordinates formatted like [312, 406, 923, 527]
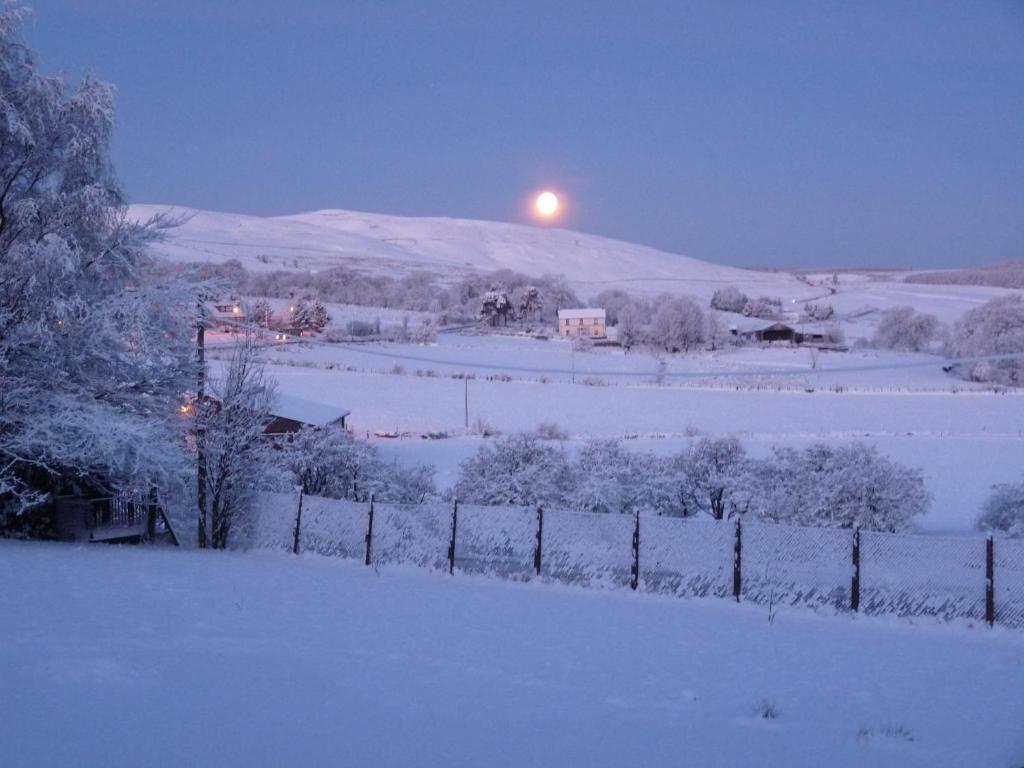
[851, 526, 861, 613]
[986, 535, 995, 627]
[364, 495, 375, 567]
[292, 491, 304, 555]
[733, 518, 742, 603]
[630, 509, 640, 591]
[146, 487, 158, 541]
[448, 500, 459, 575]
[534, 506, 543, 577]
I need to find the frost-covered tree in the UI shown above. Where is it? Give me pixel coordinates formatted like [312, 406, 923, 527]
[292, 298, 330, 332]
[198, 337, 275, 549]
[570, 439, 676, 516]
[670, 437, 749, 519]
[591, 289, 635, 326]
[948, 295, 1024, 386]
[650, 296, 705, 352]
[512, 285, 542, 326]
[976, 480, 1024, 538]
[479, 289, 512, 327]
[278, 426, 436, 504]
[803, 302, 835, 321]
[872, 306, 939, 352]
[453, 434, 572, 507]
[742, 296, 783, 319]
[616, 303, 645, 351]
[1, 6, 196, 513]
[746, 443, 928, 532]
[247, 298, 273, 329]
[710, 287, 748, 314]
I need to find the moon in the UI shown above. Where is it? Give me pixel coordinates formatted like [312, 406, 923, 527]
[535, 191, 559, 217]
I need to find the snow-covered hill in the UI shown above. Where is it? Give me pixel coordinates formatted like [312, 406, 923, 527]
[130, 204, 806, 300]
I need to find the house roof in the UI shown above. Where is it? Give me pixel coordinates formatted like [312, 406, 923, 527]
[270, 394, 349, 427]
[558, 308, 606, 320]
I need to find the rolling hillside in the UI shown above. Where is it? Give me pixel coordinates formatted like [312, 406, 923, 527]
[129, 204, 806, 300]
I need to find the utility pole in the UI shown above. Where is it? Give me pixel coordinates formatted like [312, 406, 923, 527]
[464, 378, 469, 430]
[196, 302, 208, 549]
[571, 339, 576, 384]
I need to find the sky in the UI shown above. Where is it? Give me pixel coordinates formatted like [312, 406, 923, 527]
[22, 0, 1024, 269]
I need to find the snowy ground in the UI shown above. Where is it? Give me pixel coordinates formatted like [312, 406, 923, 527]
[1, 542, 1021, 768]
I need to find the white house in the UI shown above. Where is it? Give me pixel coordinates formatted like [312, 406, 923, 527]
[557, 308, 607, 338]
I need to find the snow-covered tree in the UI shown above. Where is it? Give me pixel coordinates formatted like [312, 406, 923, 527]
[1, 6, 196, 513]
[570, 439, 676, 516]
[650, 296, 706, 352]
[512, 284, 542, 326]
[872, 306, 939, 352]
[947, 295, 1024, 386]
[616, 303, 645, 351]
[278, 426, 435, 504]
[710, 287, 748, 314]
[247, 298, 273, 329]
[976, 480, 1024, 538]
[197, 336, 275, 549]
[742, 296, 783, 319]
[292, 298, 330, 332]
[453, 434, 572, 507]
[746, 443, 928, 532]
[803, 302, 835, 321]
[670, 437, 749, 519]
[479, 289, 512, 326]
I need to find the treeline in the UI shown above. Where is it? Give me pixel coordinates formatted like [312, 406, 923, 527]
[867, 296, 1024, 386]
[451, 433, 930, 533]
[174, 259, 581, 326]
[905, 260, 1024, 290]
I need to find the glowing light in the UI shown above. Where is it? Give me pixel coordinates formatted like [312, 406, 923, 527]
[535, 191, 559, 217]
[232, 306, 240, 314]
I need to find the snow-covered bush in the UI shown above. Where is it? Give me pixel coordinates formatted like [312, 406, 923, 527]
[947, 295, 1024, 386]
[976, 480, 1024, 538]
[535, 422, 570, 441]
[746, 443, 928, 532]
[872, 306, 939, 352]
[1, 7, 197, 512]
[711, 287, 749, 313]
[453, 434, 573, 507]
[568, 439, 673, 516]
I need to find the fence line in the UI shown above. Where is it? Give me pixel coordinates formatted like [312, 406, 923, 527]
[245, 492, 1024, 630]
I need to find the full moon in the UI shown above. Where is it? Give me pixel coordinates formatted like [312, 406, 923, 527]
[535, 191, 559, 216]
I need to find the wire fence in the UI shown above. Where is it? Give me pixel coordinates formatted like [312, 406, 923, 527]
[243, 492, 1024, 630]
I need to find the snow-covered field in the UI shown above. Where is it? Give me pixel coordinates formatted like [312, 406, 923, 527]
[202, 333, 1024, 532]
[1, 542, 1020, 768]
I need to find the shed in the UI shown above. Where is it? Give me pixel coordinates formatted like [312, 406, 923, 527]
[264, 394, 350, 436]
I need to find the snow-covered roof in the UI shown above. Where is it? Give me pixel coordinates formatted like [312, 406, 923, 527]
[270, 394, 349, 427]
[558, 308, 606, 320]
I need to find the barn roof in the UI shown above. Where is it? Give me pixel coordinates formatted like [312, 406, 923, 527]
[270, 394, 349, 427]
[558, 308, 606, 320]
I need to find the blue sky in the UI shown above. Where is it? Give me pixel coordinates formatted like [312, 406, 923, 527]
[23, 1, 1024, 268]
